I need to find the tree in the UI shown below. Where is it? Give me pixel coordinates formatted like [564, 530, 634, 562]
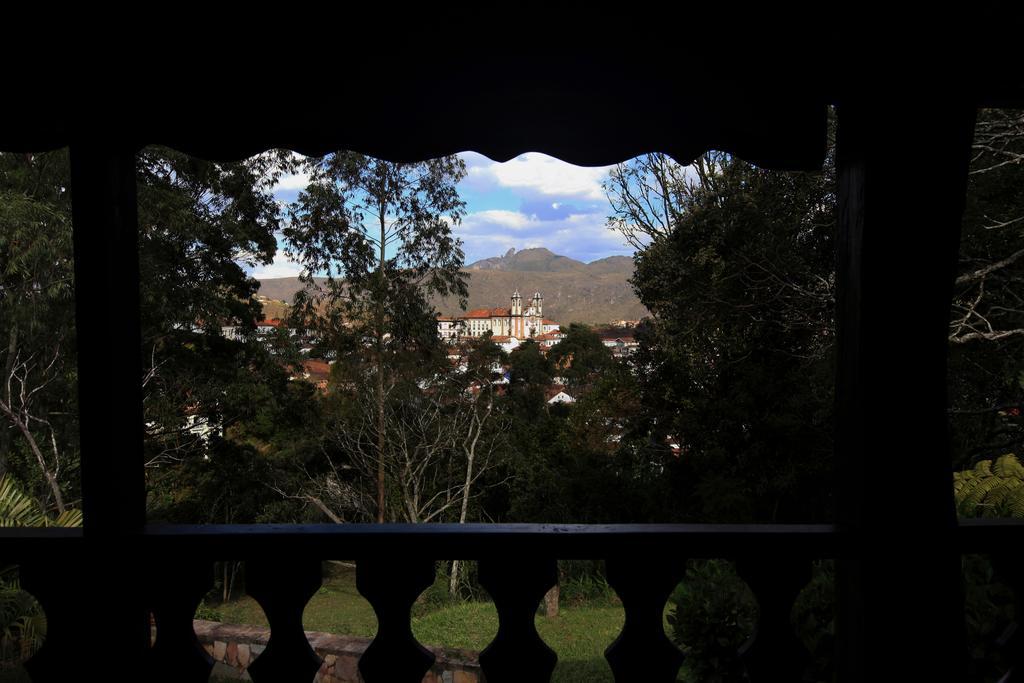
[607, 137, 837, 522]
[448, 333, 509, 594]
[604, 152, 722, 251]
[286, 152, 469, 522]
[301, 336, 508, 530]
[0, 151, 77, 516]
[948, 108, 1024, 467]
[1, 147, 312, 525]
[546, 323, 616, 398]
[506, 340, 554, 418]
[135, 147, 295, 474]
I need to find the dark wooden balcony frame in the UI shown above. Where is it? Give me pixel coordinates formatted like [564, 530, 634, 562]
[3, 64, 1024, 682]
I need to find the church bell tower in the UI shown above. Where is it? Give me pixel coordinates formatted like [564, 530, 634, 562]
[511, 289, 523, 337]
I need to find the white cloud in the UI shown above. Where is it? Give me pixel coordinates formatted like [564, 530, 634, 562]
[274, 171, 311, 192]
[461, 210, 533, 232]
[457, 208, 633, 264]
[466, 152, 613, 200]
[251, 250, 304, 280]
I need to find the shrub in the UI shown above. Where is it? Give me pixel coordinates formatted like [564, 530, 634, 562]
[792, 560, 835, 682]
[558, 560, 615, 607]
[194, 600, 223, 622]
[667, 559, 755, 682]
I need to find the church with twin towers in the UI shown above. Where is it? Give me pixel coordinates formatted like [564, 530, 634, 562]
[437, 289, 562, 343]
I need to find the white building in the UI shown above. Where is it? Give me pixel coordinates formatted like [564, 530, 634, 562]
[546, 389, 575, 405]
[438, 290, 561, 343]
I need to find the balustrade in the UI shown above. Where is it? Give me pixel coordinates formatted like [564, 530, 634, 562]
[4, 523, 1024, 681]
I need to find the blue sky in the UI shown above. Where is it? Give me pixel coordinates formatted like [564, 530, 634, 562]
[251, 152, 636, 279]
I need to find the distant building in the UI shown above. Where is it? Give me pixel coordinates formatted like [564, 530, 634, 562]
[438, 290, 560, 344]
[292, 359, 332, 393]
[597, 329, 639, 357]
[437, 317, 462, 342]
[219, 318, 289, 340]
[256, 319, 288, 335]
[220, 325, 244, 341]
[489, 335, 523, 354]
[546, 388, 575, 405]
[534, 331, 566, 350]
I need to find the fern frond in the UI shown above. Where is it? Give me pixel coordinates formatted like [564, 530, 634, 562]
[954, 454, 1024, 519]
[994, 454, 1024, 479]
[0, 476, 45, 527]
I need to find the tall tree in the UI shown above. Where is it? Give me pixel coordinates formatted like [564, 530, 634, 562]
[135, 147, 294, 472]
[0, 151, 76, 515]
[1, 147, 305, 524]
[286, 153, 468, 521]
[607, 141, 837, 522]
[546, 323, 616, 397]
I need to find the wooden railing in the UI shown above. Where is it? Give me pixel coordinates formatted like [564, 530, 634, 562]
[4, 521, 1022, 682]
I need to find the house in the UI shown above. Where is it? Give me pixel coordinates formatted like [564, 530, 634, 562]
[546, 387, 575, 405]
[489, 335, 522, 354]
[292, 359, 332, 393]
[534, 331, 565, 350]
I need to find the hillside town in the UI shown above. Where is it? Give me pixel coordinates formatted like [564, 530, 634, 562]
[211, 288, 639, 413]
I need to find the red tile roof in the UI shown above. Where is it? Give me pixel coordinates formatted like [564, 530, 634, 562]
[301, 359, 331, 381]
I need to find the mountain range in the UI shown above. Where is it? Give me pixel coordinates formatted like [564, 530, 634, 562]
[257, 248, 649, 325]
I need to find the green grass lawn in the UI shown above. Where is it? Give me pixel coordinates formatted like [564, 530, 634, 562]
[213, 563, 379, 638]
[210, 563, 649, 683]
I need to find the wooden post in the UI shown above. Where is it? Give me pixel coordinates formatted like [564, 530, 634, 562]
[69, 143, 148, 675]
[834, 98, 976, 681]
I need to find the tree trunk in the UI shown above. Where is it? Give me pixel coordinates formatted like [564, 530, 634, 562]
[449, 559, 461, 597]
[450, 397, 491, 596]
[1, 401, 65, 514]
[544, 584, 559, 618]
[375, 198, 387, 523]
[0, 325, 18, 477]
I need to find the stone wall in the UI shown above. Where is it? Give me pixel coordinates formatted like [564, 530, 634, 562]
[193, 620, 482, 683]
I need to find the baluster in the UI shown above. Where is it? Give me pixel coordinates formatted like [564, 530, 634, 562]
[736, 557, 812, 682]
[478, 557, 558, 683]
[993, 553, 1024, 682]
[21, 553, 150, 680]
[604, 556, 686, 683]
[20, 559, 89, 681]
[147, 558, 215, 683]
[246, 558, 322, 683]
[357, 557, 436, 683]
